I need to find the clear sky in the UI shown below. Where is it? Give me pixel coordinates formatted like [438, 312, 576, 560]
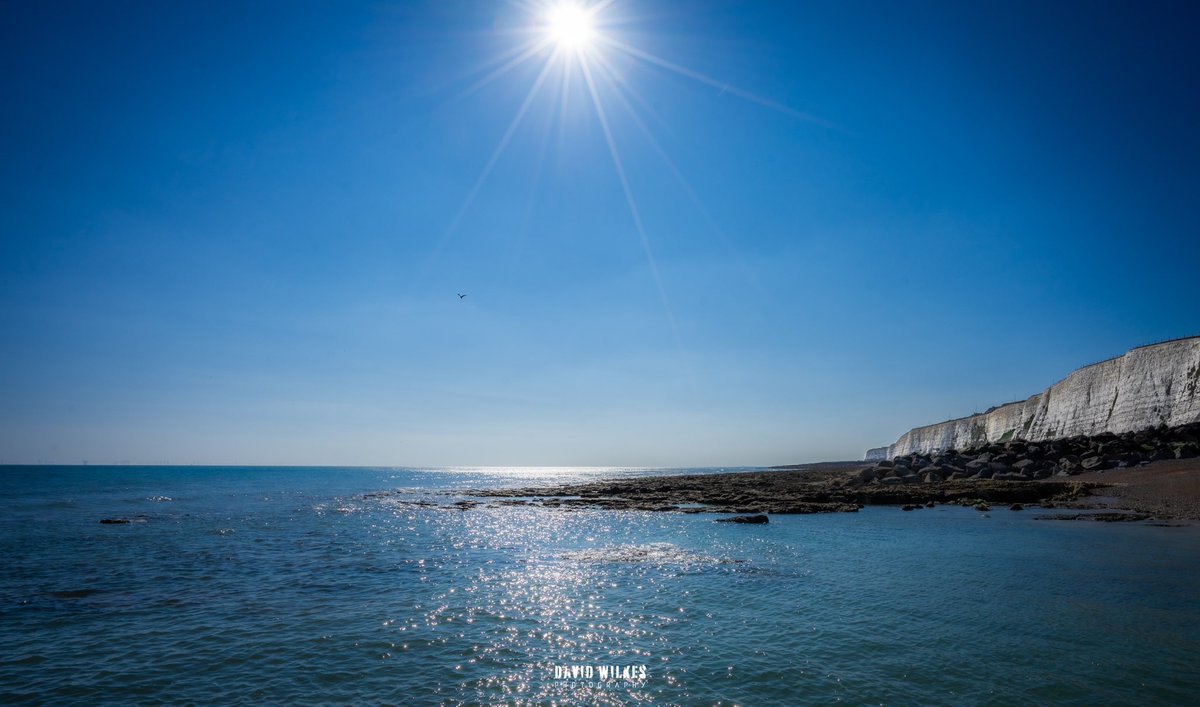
[2, 0, 1198, 466]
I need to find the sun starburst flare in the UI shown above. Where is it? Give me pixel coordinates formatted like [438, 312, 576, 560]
[430, 1, 831, 357]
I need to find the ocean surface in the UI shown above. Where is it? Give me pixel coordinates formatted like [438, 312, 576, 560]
[1, 466, 1199, 705]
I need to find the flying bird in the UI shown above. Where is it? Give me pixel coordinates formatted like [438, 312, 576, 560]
[457, 293, 467, 299]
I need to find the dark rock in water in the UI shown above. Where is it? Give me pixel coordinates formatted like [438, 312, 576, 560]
[901, 504, 918, 511]
[925, 501, 936, 508]
[974, 503, 990, 512]
[1009, 503, 1024, 511]
[99, 518, 130, 524]
[716, 514, 769, 524]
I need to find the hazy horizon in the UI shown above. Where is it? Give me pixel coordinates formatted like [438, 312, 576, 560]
[3, 1, 1198, 467]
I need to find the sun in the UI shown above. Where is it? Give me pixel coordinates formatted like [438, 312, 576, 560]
[545, 3, 595, 51]
[441, 2, 829, 355]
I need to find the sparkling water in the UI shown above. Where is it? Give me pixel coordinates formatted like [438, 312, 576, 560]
[2, 466, 1198, 704]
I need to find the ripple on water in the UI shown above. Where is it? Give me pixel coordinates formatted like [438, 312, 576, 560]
[556, 542, 736, 566]
[2, 470, 1200, 705]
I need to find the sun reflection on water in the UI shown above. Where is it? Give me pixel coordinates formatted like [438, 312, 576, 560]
[358, 502, 744, 703]
[7, 468, 1198, 704]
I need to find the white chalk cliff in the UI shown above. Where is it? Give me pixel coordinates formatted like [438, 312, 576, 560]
[882, 336, 1200, 458]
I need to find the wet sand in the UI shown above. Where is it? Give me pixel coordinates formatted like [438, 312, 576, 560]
[1073, 458, 1200, 520]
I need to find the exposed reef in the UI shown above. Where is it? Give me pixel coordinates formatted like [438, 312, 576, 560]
[455, 464, 1093, 515]
[715, 514, 769, 524]
[359, 428, 1200, 522]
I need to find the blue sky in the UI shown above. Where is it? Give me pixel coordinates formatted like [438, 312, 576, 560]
[2, 0, 1198, 466]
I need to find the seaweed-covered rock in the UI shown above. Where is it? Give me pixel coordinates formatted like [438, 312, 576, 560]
[716, 514, 769, 524]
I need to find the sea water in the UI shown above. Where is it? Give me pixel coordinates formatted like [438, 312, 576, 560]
[1, 466, 1198, 705]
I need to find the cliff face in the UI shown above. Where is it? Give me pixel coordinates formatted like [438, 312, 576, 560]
[885, 336, 1200, 458]
[864, 447, 889, 461]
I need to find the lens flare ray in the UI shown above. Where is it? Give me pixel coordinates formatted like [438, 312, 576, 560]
[598, 35, 840, 129]
[429, 0, 826, 330]
[458, 37, 554, 100]
[437, 54, 559, 254]
[578, 58, 685, 353]
[589, 54, 771, 300]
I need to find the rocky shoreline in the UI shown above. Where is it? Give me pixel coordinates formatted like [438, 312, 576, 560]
[377, 425, 1200, 522]
[460, 467, 1095, 516]
[350, 426, 1200, 522]
[858, 422, 1200, 485]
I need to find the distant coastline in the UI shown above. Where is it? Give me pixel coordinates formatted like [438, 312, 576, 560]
[876, 336, 1200, 459]
[409, 424, 1200, 523]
